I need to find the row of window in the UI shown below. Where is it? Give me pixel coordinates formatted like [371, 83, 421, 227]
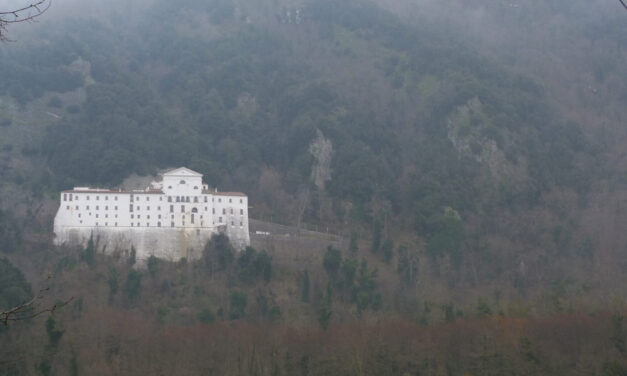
[67, 205, 243, 213]
[66, 205, 120, 211]
[65, 193, 245, 205]
[88, 219, 245, 227]
[66, 204, 246, 218]
[63, 194, 120, 202]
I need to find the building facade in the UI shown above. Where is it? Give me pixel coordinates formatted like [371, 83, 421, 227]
[53, 167, 250, 262]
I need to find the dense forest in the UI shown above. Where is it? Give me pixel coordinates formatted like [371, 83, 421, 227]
[1, 0, 627, 374]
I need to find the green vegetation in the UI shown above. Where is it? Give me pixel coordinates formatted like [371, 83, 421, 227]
[2, 0, 627, 374]
[229, 290, 247, 320]
[123, 270, 142, 303]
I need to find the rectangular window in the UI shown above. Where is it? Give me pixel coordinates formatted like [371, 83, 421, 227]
[105, 214, 108, 218]
[181, 205, 185, 213]
[63, 193, 67, 201]
[158, 214, 161, 219]
[205, 207, 207, 211]
[76, 206, 79, 210]
[147, 206, 150, 211]
[115, 222, 118, 226]
[105, 222, 108, 226]
[75, 196, 79, 201]
[159, 197, 162, 202]
[115, 206, 118, 210]
[96, 214, 99, 218]
[212, 208, 215, 214]
[69, 194, 73, 201]
[146, 223, 149, 227]
[137, 222, 140, 227]
[86, 205, 90, 210]
[218, 198, 222, 203]
[147, 197, 150, 201]
[204, 197, 207, 203]
[129, 204, 133, 212]
[105, 206, 108, 210]
[240, 209, 243, 215]
[138, 215, 141, 219]
[170, 205, 173, 213]
[131, 223, 134, 227]
[87, 196, 90, 201]
[66, 205, 70, 210]
[157, 206, 160, 211]
[115, 196, 118, 201]
[96, 206, 99, 210]
[240, 221, 243, 226]
[78, 214, 81, 218]
[230, 208, 233, 214]
[158, 222, 161, 227]
[191, 214, 195, 224]
[131, 214, 134, 219]
[222, 208, 226, 214]
[168, 197, 172, 202]
[194, 197, 198, 203]
[96, 222, 99, 226]
[147, 215, 150, 219]
[219, 216, 222, 223]
[176, 196, 180, 202]
[240, 199, 243, 204]
[171, 222, 174, 227]
[136, 206, 139, 211]
[105, 196, 108, 200]
[96, 196, 99, 200]
[229, 198, 232, 203]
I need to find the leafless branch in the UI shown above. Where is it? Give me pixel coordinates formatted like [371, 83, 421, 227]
[621, 0, 627, 11]
[0, 0, 52, 41]
[0, 285, 72, 326]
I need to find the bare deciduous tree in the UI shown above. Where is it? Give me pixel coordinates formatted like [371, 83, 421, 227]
[0, 0, 51, 41]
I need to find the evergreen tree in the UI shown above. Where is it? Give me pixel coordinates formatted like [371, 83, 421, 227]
[301, 270, 310, 303]
[147, 255, 160, 277]
[349, 231, 358, 255]
[124, 270, 142, 303]
[82, 234, 95, 267]
[323, 246, 342, 279]
[229, 290, 247, 320]
[381, 238, 394, 263]
[371, 219, 382, 253]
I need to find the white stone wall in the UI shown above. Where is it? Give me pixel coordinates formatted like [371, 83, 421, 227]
[53, 168, 250, 262]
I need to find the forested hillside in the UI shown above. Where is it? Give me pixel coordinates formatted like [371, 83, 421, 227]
[1, 0, 627, 374]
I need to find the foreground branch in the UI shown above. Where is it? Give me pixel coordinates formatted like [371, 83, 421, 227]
[0, 0, 52, 41]
[1, 285, 72, 326]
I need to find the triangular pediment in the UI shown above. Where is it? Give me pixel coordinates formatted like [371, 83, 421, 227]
[162, 167, 203, 177]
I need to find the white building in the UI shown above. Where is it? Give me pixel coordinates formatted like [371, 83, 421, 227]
[53, 167, 250, 262]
